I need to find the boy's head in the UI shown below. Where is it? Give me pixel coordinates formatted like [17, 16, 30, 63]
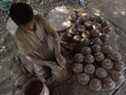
[9, 3, 33, 26]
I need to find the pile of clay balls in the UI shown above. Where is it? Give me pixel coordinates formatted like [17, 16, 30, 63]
[60, 10, 125, 91]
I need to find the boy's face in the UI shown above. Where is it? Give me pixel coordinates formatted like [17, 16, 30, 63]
[22, 19, 34, 32]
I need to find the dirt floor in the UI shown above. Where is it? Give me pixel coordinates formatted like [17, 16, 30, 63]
[0, 0, 126, 95]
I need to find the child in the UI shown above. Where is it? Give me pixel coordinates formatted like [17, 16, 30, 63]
[9, 2, 67, 95]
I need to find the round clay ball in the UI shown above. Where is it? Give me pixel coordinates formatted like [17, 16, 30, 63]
[77, 73, 90, 85]
[84, 21, 92, 29]
[73, 35, 81, 42]
[95, 16, 103, 24]
[77, 25, 85, 32]
[94, 52, 105, 62]
[100, 33, 110, 44]
[92, 44, 101, 53]
[74, 53, 84, 63]
[73, 63, 83, 73]
[114, 61, 125, 71]
[103, 77, 116, 90]
[77, 16, 86, 25]
[81, 47, 92, 55]
[102, 45, 113, 54]
[89, 78, 102, 91]
[81, 38, 90, 46]
[95, 67, 108, 79]
[91, 29, 100, 37]
[84, 64, 95, 74]
[70, 11, 78, 22]
[85, 54, 95, 64]
[101, 20, 109, 28]
[109, 51, 122, 62]
[102, 59, 113, 70]
[111, 70, 124, 81]
[89, 15, 95, 22]
[92, 38, 103, 45]
[102, 24, 112, 33]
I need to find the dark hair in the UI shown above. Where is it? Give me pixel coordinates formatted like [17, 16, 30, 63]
[9, 3, 33, 25]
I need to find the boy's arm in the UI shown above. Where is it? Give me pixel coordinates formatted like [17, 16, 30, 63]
[36, 15, 67, 68]
[40, 16, 68, 78]
[20, 53, 67, 82]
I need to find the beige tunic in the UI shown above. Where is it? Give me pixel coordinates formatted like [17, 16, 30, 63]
[15, 15, 67, 83]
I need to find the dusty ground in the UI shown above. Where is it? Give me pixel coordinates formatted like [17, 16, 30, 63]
[0, 0, 126, 95]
